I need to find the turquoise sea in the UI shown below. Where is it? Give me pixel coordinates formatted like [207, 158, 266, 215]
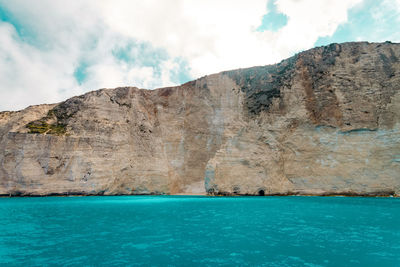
[0, 196, 399, 266]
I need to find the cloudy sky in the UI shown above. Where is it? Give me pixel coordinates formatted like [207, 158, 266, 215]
[0, 0, 399, 111]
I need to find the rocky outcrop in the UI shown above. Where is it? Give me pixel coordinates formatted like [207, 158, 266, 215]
[1, 41, 399, 196]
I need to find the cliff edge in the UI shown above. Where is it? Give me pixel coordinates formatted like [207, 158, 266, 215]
[1, 42, 399, 196]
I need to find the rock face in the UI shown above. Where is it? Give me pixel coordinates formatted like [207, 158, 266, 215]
[1, 42, 400, 196]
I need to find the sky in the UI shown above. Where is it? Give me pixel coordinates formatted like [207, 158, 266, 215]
[0, 0, 399, 111]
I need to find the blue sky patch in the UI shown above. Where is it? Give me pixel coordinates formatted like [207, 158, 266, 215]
[112, 41, 168, 79]
[0, 5, 39, 46]
[111, 40, 192, 85]
[315, 0, 399, 47]
[112, 41, 168, 67]
[169, 58, 192, 85]
[73, 61, 89, 85]
[257, 0, 288, 32]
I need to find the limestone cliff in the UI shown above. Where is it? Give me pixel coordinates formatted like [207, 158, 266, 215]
[1, 42, 399, 196]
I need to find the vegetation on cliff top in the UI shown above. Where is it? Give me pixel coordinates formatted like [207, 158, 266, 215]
[26, 110, 67, 135]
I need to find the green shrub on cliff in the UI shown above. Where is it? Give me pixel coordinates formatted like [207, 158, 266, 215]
[26, 110, 67, 135]
[26, 121, 67, 135]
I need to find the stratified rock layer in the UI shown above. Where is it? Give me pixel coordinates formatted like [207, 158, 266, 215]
[1, 42, 399, 196]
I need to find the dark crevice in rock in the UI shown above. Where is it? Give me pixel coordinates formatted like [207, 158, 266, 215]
[0, 191, 170, 197]
[109, 87, 133, 108]
[232, 186, 240, 194]
[201, 190, 398, 197]
[339, 128, 378, 134]
[52, 96, 85, 123]
[223, 56, 296, 115]
[379, 53, 396, 78]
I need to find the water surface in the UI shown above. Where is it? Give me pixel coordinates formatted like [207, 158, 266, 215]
[0, 196, 399, 266]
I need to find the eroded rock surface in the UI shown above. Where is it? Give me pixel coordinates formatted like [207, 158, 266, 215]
[1, 42, 399, 196]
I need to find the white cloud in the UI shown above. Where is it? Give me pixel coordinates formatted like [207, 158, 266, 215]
[95, 0, 268, 75]
[274, 0, 361, 49]
[0, 0, 366, 110]
[0, 23, 78, 110]
[94, 0, 361, 76]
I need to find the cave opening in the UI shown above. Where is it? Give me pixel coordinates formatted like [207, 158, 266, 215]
[258, 190, 265, 196]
